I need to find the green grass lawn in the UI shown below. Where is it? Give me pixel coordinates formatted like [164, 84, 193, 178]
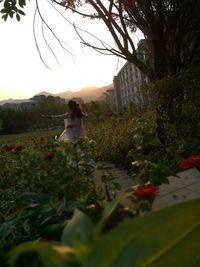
[0, 128, 63, 144]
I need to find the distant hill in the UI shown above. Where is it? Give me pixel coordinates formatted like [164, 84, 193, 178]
[0, 84, 113, 105]
[37, 84, 113, 103]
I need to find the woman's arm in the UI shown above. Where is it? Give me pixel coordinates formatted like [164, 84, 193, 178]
[40, 113, 69, 119]
[51, 113, 69, 119]
[40, 114, 52, 119]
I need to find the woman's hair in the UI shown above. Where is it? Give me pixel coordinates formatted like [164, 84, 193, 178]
[68, 100, 85, 118]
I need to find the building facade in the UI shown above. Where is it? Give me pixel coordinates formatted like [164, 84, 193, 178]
[113, 39, 150, 109]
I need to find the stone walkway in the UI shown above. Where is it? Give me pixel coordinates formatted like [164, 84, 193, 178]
[152, 168, 200, 211]
[95, 162, 200, 211]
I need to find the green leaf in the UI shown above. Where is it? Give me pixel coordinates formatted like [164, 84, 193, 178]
[0, 8, 8, 13]
[8, 241, 74, 267]
[94, 198, 120, 240]
[102, 198, 120, 220]
[9, 11, 14, 18]
[19, 0, 26, 8]
[16, 13, 20, 21]
[2, 14, 8, 21]
[61, 209, 94, 247]
[83, 199, 200, 267]
[18, 9, 25, 15]
[16, 192, 50, 205]
[0, 222, 10, 240]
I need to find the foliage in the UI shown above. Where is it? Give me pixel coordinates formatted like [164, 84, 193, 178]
[0, 126, 177, 266]
[84, 101, 115, 124]
[138, 63, 200, 142]
[6, 198, 200, 267]
[0, 0, 26, 21]
[1, 134, 140, 265]
[88, 111, 155, 163]
[87, 95, 200, 185]
[87, 110, 172, 183]
[0, 138, 100, 255]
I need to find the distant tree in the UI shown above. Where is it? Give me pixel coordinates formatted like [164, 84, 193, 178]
[85, 100, 114, 123]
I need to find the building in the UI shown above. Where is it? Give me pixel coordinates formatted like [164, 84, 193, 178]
[113, 39, 150, 109]
[2, 101, 34, 110]
[2, 95, 66, 110]
[30, 94, 66, 106]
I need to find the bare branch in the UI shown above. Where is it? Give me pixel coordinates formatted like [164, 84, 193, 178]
[33, 6, 51, 69]
[36, 0, 73, 57]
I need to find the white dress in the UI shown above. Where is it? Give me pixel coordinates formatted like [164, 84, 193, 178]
[52, 113, 85, 142]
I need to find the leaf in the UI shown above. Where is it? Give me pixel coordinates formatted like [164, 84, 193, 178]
[18, 9, 25, 15]
[0, 222, 10, 240]
[8, 241, 74, 267]
[8, 11, 14, 18]
[16, 13, 20, 21]
[61, 209, 94, 247]
[2, 14, 8, 21]
[83, 199, 200, 267]
[101, 198, 120, 220]
[0, 8, 7, 13]
[94, 198, 120, 240]
[16, 192, 50, 205]
[19, 0, 26, 8]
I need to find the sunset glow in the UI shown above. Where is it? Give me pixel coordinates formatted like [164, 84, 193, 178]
[0, 1, 127, 100]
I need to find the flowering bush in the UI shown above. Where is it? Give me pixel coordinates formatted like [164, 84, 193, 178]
[0, 137, 101, 256]
[180, 155, 200, 170]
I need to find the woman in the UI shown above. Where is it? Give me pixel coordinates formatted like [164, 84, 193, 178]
[41, 100, 86, 142]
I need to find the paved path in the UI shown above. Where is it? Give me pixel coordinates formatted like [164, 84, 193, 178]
[152, 168, 200, 210]
[94, 162, 200, 211]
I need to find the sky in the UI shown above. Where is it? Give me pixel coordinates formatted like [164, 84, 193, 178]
[0, 0, 142, 100]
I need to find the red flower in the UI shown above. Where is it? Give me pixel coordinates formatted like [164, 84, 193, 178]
[44, 152, 54, 160]
[3, 144, 16, 152]
[180, 155, 200, 170]
[14, 145, 23, 152]
[134, 184, 159, 199]
[67, 124, 76, 130]
[3, 144, 24, 152]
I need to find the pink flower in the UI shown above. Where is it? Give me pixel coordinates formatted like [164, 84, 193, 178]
[134, 184, 159, 199]
[180, 155, 200, 170]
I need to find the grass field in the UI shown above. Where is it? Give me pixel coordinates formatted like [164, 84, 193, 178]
[0, 128, 63, 144]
